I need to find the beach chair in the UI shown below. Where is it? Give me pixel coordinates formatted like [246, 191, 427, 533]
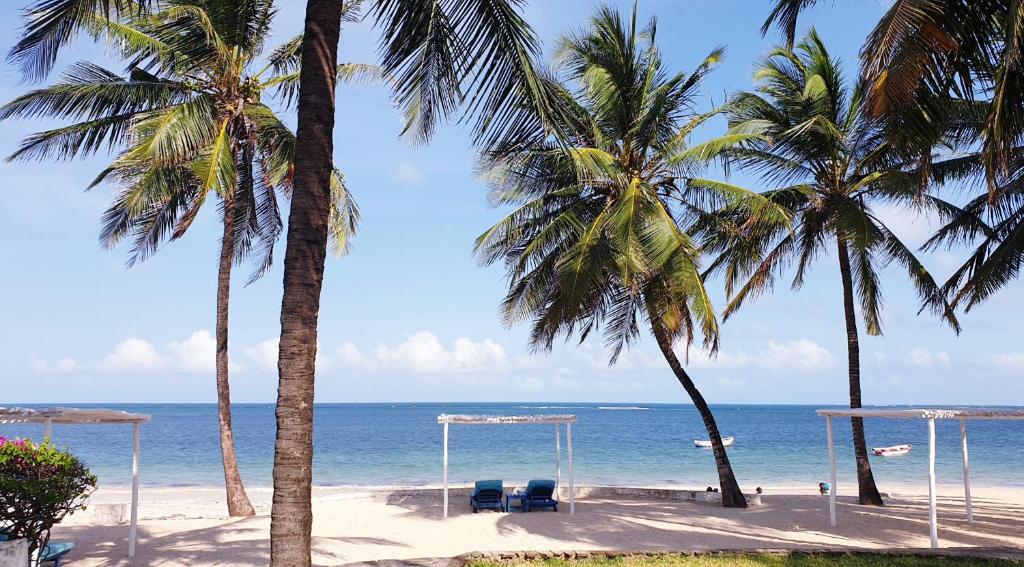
[519, 479, 558, 512]
[470, 480, 505, 512]
[40, 542, 75, 566]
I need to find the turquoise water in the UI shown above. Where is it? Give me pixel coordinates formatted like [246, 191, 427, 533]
[4, 403, 1022, 489]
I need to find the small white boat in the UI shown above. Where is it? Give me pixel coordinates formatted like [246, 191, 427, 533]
[694, 436, 734, 448]
[873, 444, 911, 457]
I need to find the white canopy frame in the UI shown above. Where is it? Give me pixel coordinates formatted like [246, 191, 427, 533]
[437, 414, 577, 518]
[817, 408, 1024, 549]
[0, 407, 149, 558]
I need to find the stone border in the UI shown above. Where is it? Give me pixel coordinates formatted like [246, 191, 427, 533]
[380, 485, 761, 507]
[343, 547, 1024, 566]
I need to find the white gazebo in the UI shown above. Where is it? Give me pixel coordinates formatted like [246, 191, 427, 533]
[437, 414, 576, 518]
[817, 407, 1024, 548]
[0, 407, 150, 558]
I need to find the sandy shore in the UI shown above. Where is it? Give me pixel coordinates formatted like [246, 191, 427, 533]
[52, 483, 1024, 566]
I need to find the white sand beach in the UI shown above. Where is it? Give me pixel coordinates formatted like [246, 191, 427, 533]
[51, 483, 1024, 566]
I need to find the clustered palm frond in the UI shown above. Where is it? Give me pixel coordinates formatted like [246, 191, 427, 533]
[701, 31, 960, 334]
[474, 7, 778, 362]
[1, 0, 362, 277]
[762, 0, 1024, 315]
[921, 144, 1024, 311]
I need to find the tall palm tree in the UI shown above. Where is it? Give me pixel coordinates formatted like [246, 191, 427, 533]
[702, 31, 960, 506]
[475, 5, 779, 508]
[2, 0, 362, 517]
[763, 0, 1023, 194]
[274, 0, 547, 563]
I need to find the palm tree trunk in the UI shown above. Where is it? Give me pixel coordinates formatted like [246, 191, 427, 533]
[216, 196, 255, 518]
[650, 320, 747, 508]
[270, 1, 343, 565]
[836, 236, 884, 506]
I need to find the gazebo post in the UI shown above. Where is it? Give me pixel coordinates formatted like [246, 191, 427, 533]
[442, 422, 449, 519]
[129, 421, 140, 558]
[927, 418, 938, 548]
[555, 424, 561, 497]
[826, 415, 837, 527]
[43, 417, 52, 441]
[960, 419, 973, 523]
[567, 422, 574, 514]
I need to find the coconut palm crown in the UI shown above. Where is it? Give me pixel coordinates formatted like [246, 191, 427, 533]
[701, 30, 961, 505]
[763, 0, 1024, 195]
[474, 5, 780, 508]
[0, 0, 363, 516]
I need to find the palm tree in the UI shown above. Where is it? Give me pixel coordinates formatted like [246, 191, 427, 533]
[763, 0, 1023, 193]
[273, 0, 547, 562]
[702, 31, 960, 506]
[474, 5, 780, 508]
[2, 0, 361, 517]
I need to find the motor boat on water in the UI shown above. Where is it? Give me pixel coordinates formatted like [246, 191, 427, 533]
[694, 436, 734, 448]
[873, 444, 911, 457]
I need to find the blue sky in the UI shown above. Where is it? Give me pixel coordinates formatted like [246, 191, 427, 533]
[1, 0, 1021, 405]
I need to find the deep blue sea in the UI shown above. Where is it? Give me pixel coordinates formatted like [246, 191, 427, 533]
[4, 403, 1023, 489]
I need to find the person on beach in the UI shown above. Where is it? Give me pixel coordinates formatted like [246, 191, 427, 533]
[819, 482, 831, 495]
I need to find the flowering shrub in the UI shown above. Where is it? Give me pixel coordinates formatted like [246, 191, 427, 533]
[0, 436, 96, 560]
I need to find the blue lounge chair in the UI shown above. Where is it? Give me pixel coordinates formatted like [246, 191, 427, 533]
[520, 479, 558, 512]
[470, 480, 504, 512]
[40, 542, 75, 566]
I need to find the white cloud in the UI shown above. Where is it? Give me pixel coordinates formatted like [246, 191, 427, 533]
[335, 331, 511, 374]
[391, 163, 424, 185]
[167, 330, 216, 373]
[717, 376, 747, 389]
[685, 339, 831, 372]
[990, 352, 1024, 371]
[102, 338, 163, 371]
[246, 338, 327, 373]
[686, 348, 752, 369]
[246, 339, 280, 372]
[905, 346, 951, 369]
[29, 353, 77, 374]
[335, 342, 378, 371]
[98, 330, 241, 374]
[761, 339, 834, 372]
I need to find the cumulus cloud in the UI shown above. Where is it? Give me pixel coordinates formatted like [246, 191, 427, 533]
[102, 338, 163, 371]
[905, 347, 951, 369]
[98, 330, 241, 373]
[990, 352, 1024, 371]
[761, 339, 834, 372]
[332, 331, 511, 374]
[245, 338, 327, 372]
[246, 339, 280, 372]
[391, 163, 424, 185]
[335, 342, 378, 371]
[167, 330, 216, 373]
[683, 339, 832, 372]
[29, 353, 77, 374]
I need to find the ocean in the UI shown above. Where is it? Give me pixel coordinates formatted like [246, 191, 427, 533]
[4, 403, 1023, 489]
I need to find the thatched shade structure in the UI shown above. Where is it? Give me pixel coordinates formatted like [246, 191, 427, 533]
[0, 407, 149, 558]
[437, 414, 577, 517]
[816, 407, 1024, 548]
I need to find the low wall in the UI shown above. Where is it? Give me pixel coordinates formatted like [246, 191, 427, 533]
[382, 485, 762, 506]
[342, 547, 1024, 567]
[0, 538, 28, 566]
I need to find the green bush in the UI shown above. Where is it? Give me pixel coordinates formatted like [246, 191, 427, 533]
[0, 437, 96, 560]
